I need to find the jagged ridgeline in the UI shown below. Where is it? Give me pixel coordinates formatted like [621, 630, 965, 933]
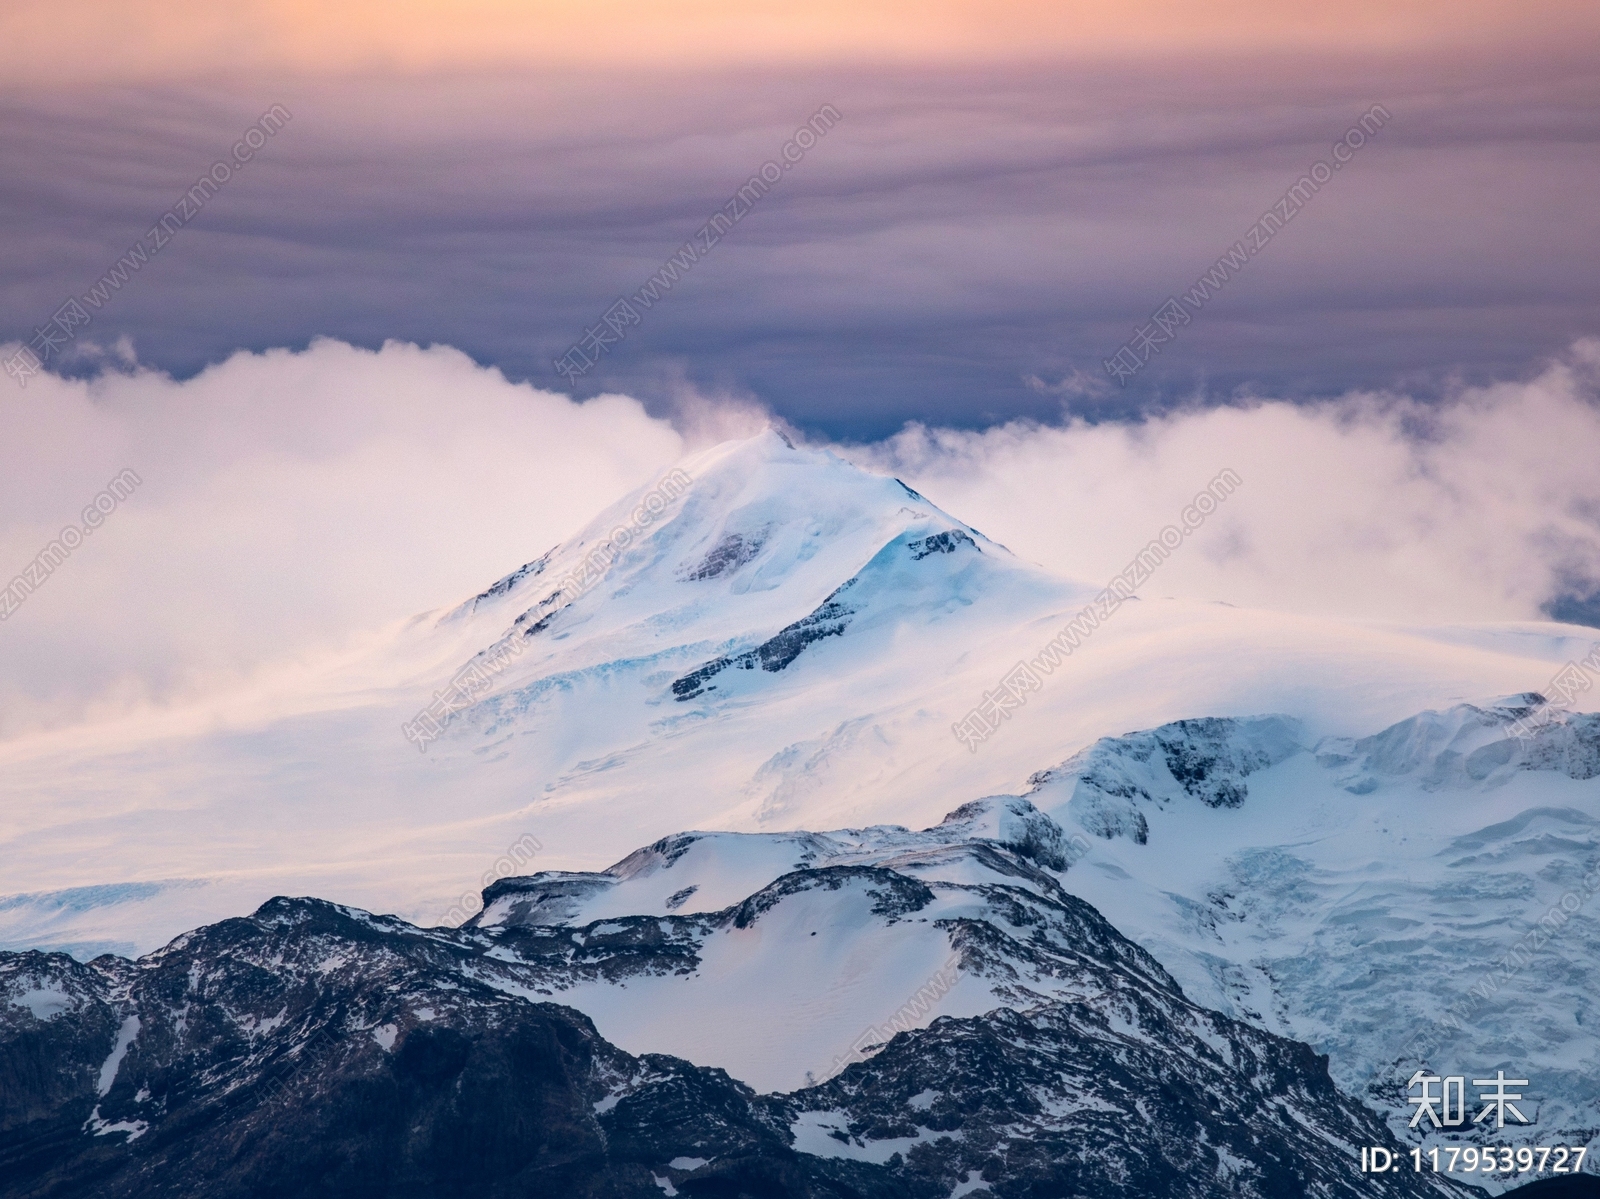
[3, 796, 1480, 1199]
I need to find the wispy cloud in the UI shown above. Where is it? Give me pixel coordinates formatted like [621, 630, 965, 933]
[2, 58, 1596, 438]
[0, 339, 686, 736]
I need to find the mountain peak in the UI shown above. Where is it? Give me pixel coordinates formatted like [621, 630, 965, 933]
[427, 428, 1049, 725]
[448, 430, 982, 626]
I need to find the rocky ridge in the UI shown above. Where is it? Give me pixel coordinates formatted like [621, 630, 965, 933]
[1, 799, 1476, 1199]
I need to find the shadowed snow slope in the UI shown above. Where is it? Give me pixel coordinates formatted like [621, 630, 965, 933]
[462, 796, 1098, 1091]
[0, 817, 1477, 1199]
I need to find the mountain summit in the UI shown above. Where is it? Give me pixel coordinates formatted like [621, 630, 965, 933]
[431, 428, 1063, 719]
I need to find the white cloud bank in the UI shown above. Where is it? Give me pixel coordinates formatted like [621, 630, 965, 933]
[0, 339, 685, 736]
[2, 336, 1598, 738]
[860, 340, 1600, 627]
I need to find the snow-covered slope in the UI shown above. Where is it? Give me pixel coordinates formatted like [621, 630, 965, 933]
[464, 796, 1095, 1091]
[1012, 699, 1600, 1176]
[0, 432, 1593, 1178]
[405, 702, 1593, 1184]
[2, 429, 1596, 1021]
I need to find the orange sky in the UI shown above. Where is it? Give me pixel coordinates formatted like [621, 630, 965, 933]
[8, 0, 1598, 84]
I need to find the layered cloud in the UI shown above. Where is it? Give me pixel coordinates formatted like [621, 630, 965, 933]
[4, 58, 1598, 438]
[3, 336, 1598, 739]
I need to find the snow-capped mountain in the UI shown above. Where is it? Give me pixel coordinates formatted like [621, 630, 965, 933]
[3, 429, 1598, 1193]
[4, 430, 1591, 963]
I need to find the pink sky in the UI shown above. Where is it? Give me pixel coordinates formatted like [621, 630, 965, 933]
[6, 0, 1597, 83]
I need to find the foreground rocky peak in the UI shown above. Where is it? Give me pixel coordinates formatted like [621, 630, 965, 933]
[1, 875, 1469, 1199]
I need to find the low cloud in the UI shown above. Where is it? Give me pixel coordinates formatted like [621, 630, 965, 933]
[854, 339, 1600, 626]
[3, 336, 1598, 739]
[0, 338, 683, 735]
